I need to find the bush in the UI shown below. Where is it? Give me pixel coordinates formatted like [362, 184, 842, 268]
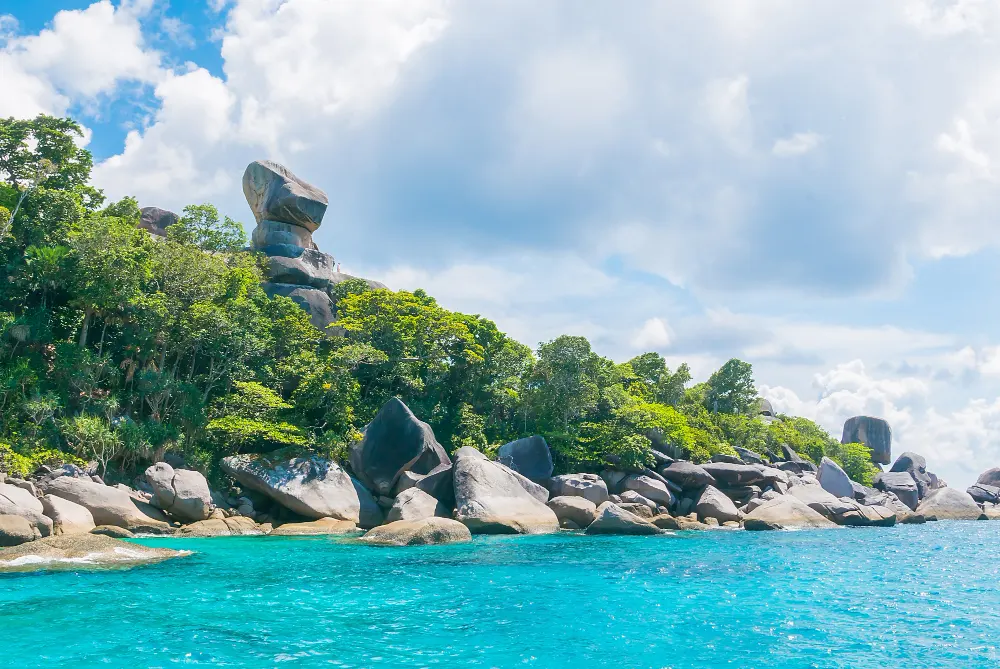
[0, 441, 84, 478]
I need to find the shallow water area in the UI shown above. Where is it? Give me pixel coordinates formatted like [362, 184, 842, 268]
[2, 522, 999, 668]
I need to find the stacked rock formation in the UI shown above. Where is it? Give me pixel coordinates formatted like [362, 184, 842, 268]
[243, 160, 385, 330]
[842, 415, 892, 465]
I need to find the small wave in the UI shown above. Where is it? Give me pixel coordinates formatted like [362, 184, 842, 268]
[0, 548, 191, 568]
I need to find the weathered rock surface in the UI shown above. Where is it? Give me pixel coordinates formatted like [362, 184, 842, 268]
[547, 496, 598, 528]
[915, 487, 984, 521]
[40, 495, 95, 535]
[386, 488, 449, 523]
[144, 463, 213, 523]
[701, 463, 765, 487]
[734, 447, 765, 465]
[244, 160, 328, 233]
[269, 518, 358, 536]
[262, 283, 336, 331]
[585, 502, 662, 535]
[743, 496, 838, 531]
[817, 457, 854, 499]
[43, 478, 166, 532]
[546, 473, 609, 505]
[138, 206, 179, 237]
[91, 525, 135, 539]
[623, 474, 675, 507]
[350, 398, 452, 497]
[0, 483, 52, 537]
[361, 517, 472, 546]
[889, 452, 932, 499]
[177, 517, 264, 537]
[0, 515, 35, 546]
[967, 483, 1000, 505]
[392, 463, 454, 504]
[619, 490, 657, 512]
[873, 471, 919, 511]
[977, 467, 1000, 487]
[695, 485, 742, 523]
[842, 415, 892, 465]
[661, 461, 716, 490]
[497, 436, 553, 483]
[0, 534, 187, 573]
[222, 451, 380, 526]
[452, 446, 558, 534]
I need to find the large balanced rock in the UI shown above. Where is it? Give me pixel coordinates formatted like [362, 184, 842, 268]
[546, 473, 608, 505]
[40, 495, 95, 535]
[622, 474, 674, 507]
[144, 463, 212, 523]
[0, 483, 52, 537]
[361, 517, 472, 546]
[873, 471, 919, 511]
[138, 206, 179, 237]
[222, 451, 381, 527]
[743, 496, 838, 531]
[44, 478, 168, 531]
[269, 518, 357, 536]
[695, 485, 742, 523]
[350, 398, 452, 497]
[817, 457, 854, 499]
[585, 502, 661, 535]
[386, 488, 449, 523]
[661, 461, 716, 490]
[842, 416, 892, 465]
[0, 534, 187, 573]
[889, 452, 932, 499]
[452, 446, 558, 534]
[497, 436, 553, 482]
[547, 495, 598, 529]
[244, 160, 328, 234]
[915, 487, 984, 521]
[0, 514, 36, 546]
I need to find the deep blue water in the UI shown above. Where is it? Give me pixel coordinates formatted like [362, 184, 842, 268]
[2, 522, 999, 668]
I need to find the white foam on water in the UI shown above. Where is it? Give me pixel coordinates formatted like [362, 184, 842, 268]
[0, 547, 190, 568]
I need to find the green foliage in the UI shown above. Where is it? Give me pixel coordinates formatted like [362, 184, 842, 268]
[167, 204, 247, 253]
[823, 441, 880, 486]
[0, 442, 84, 478]
[705, 358, 757, 415]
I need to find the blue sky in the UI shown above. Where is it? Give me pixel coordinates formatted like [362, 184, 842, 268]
[4, 0, 1000, 487]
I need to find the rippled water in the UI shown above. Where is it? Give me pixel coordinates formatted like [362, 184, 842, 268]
[2, 522, 999, 668]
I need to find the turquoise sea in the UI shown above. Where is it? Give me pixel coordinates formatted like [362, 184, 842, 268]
[2, 522, 999, 668]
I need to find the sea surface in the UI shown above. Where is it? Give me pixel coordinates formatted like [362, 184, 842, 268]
[2, 522, 999, 668]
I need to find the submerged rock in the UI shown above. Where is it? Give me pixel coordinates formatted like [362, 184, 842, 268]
[361, 518, 472, 546]
[350, 398, 452, 498]
[177, 517, 265, 537]
[269, 518, 357, 536]
[585, 502, 662, 535]
[453, 446, 559, 535]
[497, 436, 553, 483]
[0, 534, 187, 573]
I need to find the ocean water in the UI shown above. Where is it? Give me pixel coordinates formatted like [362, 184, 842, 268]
[2, 522, 999, 668]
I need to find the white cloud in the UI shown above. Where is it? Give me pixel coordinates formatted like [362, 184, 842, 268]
[631, 317, 673, 350]
[772, 132, 823, 157]
[703, 75, 752, 152]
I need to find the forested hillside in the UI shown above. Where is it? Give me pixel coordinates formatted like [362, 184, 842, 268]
[0, 115, 878, 485]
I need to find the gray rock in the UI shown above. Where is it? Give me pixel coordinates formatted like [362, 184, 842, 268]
[915, 487, 985, 521]
[40, 477, 169, 532]
[546, 473, 609, 505]
[817, 457, 854, 499]
[836, 502, 896, 527]
[221, 451, 381, 526]
[695, 485, 742, 523]
[710, 454, 744, 465]
[40, 495, 95, 535]
[873, 471, 919, 511]
[547, 496, 598, 528]
[0, 485, 48, 538]
[734, 447, 764, 465]
[618, 502, 654, 518]
[391, 463, 455, 504]
[585, 502, 661, 535]
[889, 452, 932, 499]
[269, 518, 357, 535]
[788, 484, 852, 519]
[623, 474, 675, 507]
[967, 484, 1000, 505]
[619, 490, 658, 511]
[244, 160, 328, 233]
[144, 463, 213, 523]
[600, 470, 629, 495]
[350, 397, 452, 497]
[701, 463, 766, 487]
[452, 446, 558, 534]
[743, 495, 838, 531]
[252, 219, 317, 251]
[661, 461, 716, 490]
[361, 518, 472, 546]
[977, 467, 1000, 487]
[139, 206, 179, 237]
[90, 525, 134, 539]
[842, 416, 892, 465]
[386, 488, 448, 523]
[177, 517, 265, 537]
[262, 283, 336, 331]
[497, 436, 553, 483]
[0, 515, 36, 546]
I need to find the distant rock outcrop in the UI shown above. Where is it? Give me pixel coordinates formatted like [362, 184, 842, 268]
[139, 207, 179, 237]
[243, 160, 385, 331]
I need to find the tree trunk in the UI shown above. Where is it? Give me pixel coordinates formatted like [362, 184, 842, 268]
[78, 308, 93, 349]
[97, 320, 109, 357]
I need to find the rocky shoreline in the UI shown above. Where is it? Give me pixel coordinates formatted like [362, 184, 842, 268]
[2, 397, 997, 571]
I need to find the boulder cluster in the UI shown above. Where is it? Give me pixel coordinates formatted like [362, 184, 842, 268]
[2, 407, 997, 556]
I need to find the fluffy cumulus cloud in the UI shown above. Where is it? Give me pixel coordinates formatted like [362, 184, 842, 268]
[10, 0, 1000, 481]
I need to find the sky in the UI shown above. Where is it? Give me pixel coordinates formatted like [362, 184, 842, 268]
[4, 0, 1000, 488]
